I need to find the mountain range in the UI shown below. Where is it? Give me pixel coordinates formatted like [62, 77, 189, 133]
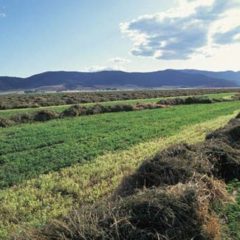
[0, 69, 239, 91]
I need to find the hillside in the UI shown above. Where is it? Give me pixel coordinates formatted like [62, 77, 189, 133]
[0, 70, 238, 91]
[182, 69, 240, 84]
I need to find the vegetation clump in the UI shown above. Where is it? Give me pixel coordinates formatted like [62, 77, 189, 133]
[2, 103, 165, 128]
[116, 144, 208, 197]
[232, 93, 240, 100]
[0, 118, 13, 128]
[206, 118, 240, 148]
[0, 88, 238, 110]
[10, 113, 33, 123]
[118, 117, 240, 196]
[18, 188, 207, 240]
[134, 103, 166, 110]
[158, 96, 213, 105]
[33, 110, 59, 122]
[61, 104, 87, 117]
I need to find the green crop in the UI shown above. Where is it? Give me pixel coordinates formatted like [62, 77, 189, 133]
[0, 101, 239, 189]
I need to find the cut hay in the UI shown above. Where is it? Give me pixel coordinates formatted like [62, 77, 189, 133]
[134, 103, 166, 110]
[158, 96, 213, 105]
[202, 141, 240, 182]
[10, 113, 33, 123]
[17, 188, 207, 240]
[61, 105, 87, 117]
[232, 94, 240, 101]
[0, 118, 14, 128]
[33, 110, 59, 122]
[118, 118, 240, 197]
[206, 118, 240, 148]
[18, 176, 232, 240]
[116, 144, 211, 197]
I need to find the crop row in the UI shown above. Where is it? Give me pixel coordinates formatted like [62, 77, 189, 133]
[0, 102, 240, 190]
[0, 92, 235, 120]
[0, 102, 166, 128]
[0, 88, 239, 110]
[0, 95, 236, 128]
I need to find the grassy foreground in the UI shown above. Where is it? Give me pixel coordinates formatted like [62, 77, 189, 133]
[0, 111, 239, 239]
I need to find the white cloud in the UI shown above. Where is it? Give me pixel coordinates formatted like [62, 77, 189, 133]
[109, 57, 130, 64]
[120, 0, 240, 60]
[86, 57, 130, 72]
[86, 65, 117, 72]
[0, 12, 6, 17]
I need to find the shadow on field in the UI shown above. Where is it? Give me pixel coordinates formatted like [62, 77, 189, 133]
[117, 116, 240, 197]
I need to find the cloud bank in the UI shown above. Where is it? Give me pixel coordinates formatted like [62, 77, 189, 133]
[86, 57, 130, 72]
[120, 0, 240, 60]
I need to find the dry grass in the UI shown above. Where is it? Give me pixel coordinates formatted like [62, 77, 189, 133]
[17, 176, 233, 240]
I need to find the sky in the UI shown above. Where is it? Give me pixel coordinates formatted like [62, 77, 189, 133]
[0, 0, 240, 77]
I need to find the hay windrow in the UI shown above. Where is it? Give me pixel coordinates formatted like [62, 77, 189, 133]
[18, 177, 232, 240]
[0, 118, 14, 128]
[1, 103, 166, 128]
[158, 96, 215, 105]
[0, 89, 237, 110]
[117, 117, 240, 198]
[16, 188, 207, 240]
[116, 144, 210, 197]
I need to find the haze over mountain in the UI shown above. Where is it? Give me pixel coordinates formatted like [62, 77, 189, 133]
[182, 70, 240, 83]
[0, 69, 239, 92]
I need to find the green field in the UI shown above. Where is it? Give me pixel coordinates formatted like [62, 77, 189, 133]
[1, 101, 240, 189]
[0, 92, 240, 239]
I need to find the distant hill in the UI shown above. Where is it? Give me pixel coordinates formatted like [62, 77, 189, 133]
[182, 70, 240, 84]
[0, 69, 239, 91]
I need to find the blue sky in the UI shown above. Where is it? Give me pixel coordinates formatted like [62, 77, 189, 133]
[0, 0, 240, 77]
